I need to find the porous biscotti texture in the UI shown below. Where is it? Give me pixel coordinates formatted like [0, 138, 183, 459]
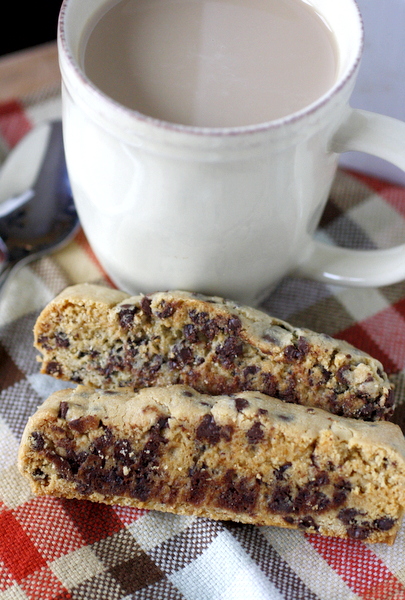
[18, 384, 405, 544]
[34, 284, 394, 420]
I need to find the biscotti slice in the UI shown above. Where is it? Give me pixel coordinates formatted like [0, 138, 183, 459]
[34, 283, 394, 420]
[19, 384, 405, 544]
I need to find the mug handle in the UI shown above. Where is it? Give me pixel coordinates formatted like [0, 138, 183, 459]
[296, 108, 405, 287]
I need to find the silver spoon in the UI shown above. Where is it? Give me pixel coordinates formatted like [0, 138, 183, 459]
[0, 120, 79, 297]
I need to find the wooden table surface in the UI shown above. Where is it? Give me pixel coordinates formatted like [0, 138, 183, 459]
[0, 42, 60, 101]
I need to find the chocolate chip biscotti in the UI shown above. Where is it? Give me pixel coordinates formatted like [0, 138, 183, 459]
[34, 284, 394, 420]
[19, 384, 405, 544]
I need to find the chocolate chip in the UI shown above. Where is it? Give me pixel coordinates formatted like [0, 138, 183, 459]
[320, 366, 331, 383]
[47, 453, 72, 479]
[118, 305, 138, 329]
[215, 336, 243, 368]
[65, 450, 89, 475]
[56, 438, 76, 454]
[338, 508, 361, 525]
[373, 517, 395, 531]
[283, 516, 295, 525]
[278, 379, 298, 404]
[188, 467, 210, 505]
[235, 397, 249, 412]
[294, 487, 330, 513]
[101, 352, 125, 378]
[284, 346, 300, 361]
[183, 323, 199, 343]
[201, 319, 220, 340]
[157, 302, 174, 319]
[68, 415, 100, 433]
[45, 361, 63, 376]
[114, 439, 134, 466]
[196, 414, 223, 445]
[75, 454, 106, 492]
[58, 402, 69, 420]
[130, 416, 169, 501]
[246, 421, 264, 444]
[336, 365, 350, 385]
[332, 479, 352, 506]
[123, 338, 139, 363]
[37, 334, 51, 350]
[242, 366, 260, 391]
[140, 296, 152, 317]
[147, 354, 163, 374]
[243, 365, 259, 376]
[385, 389, 395, 408]
[55, 332, 70, 348]
[92, 428, 113, 454]
[268, 485, 294, 513]
[309, 364, 331, 386]
[274, 463, 292, 481]
[189, 310, 208, 326]
[339, 509, 394, 540]
[32, 468, 47, 480]
[178, 345, 194, 365]
[188, 310, 220, 340]
[216, 469, 259, 514]
[220, 425, 234, 442]
[357, 402, 384, 421]
[227, 316, 242, 334]
[284, 338, 308, 362]
[346, 524, 370, 540]
[30, 431, 45, 451]
[277, 414, 293, 422]
[297, 336, 310, 355]
[242, 365, 259, 387]
[261, 372, 277, 397]
[314, 471, 330, 487]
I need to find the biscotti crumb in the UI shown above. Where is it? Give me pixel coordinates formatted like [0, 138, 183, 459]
[33, 284, 394, 420]
[18, 384, 405, 544]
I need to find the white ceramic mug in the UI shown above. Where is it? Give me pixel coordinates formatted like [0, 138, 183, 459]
[58, 0, 405, 305]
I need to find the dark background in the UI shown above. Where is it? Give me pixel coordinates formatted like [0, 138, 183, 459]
[0, 2, 63, 56]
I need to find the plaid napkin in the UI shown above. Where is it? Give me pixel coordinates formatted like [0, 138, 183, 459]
[1, 88, 405, 600]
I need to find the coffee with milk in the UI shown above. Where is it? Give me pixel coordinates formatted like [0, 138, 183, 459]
[82, 0, 338, 127]
[59, 0, 405, 303]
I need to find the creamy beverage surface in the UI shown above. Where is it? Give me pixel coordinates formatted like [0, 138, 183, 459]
[82, 0, 338, 127]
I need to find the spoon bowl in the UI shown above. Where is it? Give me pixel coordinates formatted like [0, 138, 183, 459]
[0, 120, 79, 296]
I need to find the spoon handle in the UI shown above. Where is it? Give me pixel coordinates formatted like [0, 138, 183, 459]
[0, 235, 8, 273]
[0, 189, 35, 220]
[0, 263, 13, 299]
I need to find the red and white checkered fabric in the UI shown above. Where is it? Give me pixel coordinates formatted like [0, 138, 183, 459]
[1, 88, 405, 600]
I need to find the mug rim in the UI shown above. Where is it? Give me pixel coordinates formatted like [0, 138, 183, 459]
[58, 0, 364, 137]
